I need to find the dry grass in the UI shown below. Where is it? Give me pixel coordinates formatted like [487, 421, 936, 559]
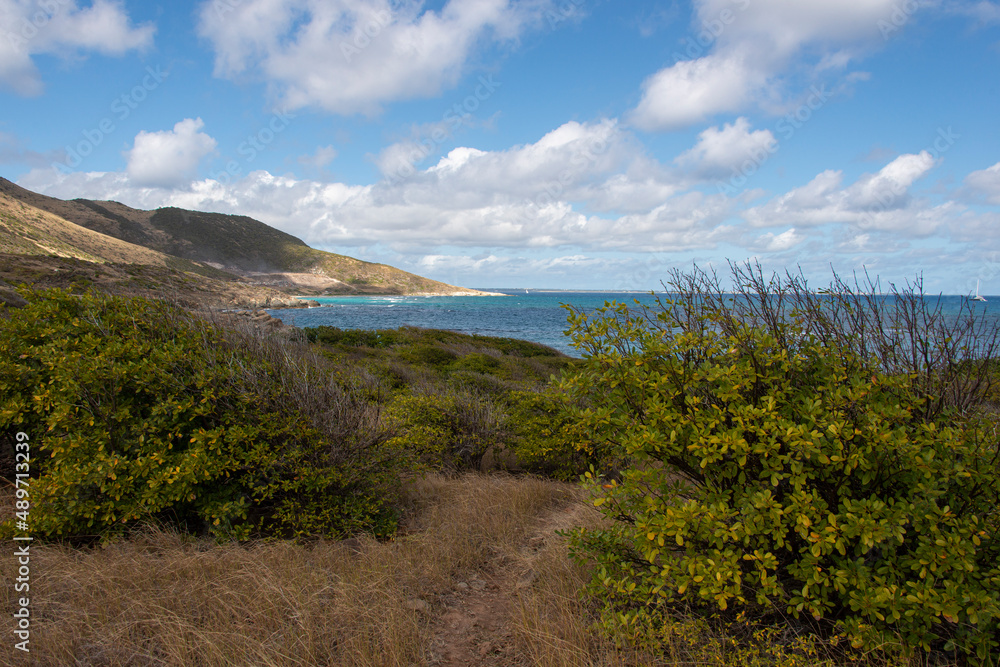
[1, 473, 972, 666]
[0, 473, 574, 666]
[508, 498, 661, 667]
[0, 192, 173, 267]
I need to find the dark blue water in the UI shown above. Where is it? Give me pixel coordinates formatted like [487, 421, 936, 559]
[266, 290, 997, 357]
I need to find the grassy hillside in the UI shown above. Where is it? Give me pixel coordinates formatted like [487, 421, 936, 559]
[0, 177, 485, 295]
[0, 254, 312, 310]
[0, 192, 228, 279]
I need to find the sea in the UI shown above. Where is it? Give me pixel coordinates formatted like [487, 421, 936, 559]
[266, 290, 997, 358]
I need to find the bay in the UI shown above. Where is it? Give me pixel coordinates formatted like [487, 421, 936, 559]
[266, 290, 996, 358]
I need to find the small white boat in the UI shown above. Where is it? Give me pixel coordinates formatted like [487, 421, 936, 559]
[970, 279, 987, 302]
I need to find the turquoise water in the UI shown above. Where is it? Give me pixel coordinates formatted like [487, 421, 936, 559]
[266, 290, 997, 357]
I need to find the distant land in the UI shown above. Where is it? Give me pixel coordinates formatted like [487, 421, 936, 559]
[0, 177, 492, 309]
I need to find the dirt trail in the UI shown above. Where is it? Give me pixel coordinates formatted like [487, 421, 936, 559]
[425, 499, 589, 666]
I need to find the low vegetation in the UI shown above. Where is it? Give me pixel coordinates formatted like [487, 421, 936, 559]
[563, 264, 1000, 664]
[1, 262, 998, 665]
[0, 474, 576, 666]
[0, 290, 402, 541]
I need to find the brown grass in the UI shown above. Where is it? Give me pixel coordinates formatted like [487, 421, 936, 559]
[0, 473, 575, 666]
[0, 474, 969, 666]
[508, 500, 665, 667]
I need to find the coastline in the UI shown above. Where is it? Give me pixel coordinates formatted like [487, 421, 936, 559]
[290, 290, 508, 301]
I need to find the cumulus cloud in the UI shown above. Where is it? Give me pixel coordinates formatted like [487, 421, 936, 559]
[125, 119, 218, 188]
[743, 152, 948, 234]
[0, 0, 154, 95]
[630, 52, 760, 130]
[629, 0, 909, 130]
[197, 0, 559, 115]
[675, 117, 776, 178]
[19, 120, 996, 287]
[20, 118, 731, 253]
[843, 151, 937, 210]
[749, 228, 804, 252]
[963, 162, 1000, 205]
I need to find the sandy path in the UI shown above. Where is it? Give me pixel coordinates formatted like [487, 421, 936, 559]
[424, 500, 587, 666]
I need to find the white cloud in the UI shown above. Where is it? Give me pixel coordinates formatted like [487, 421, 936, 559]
[743, 152, 947, 234]
[298, 145, 338, 169]
[20, 118, 728, 253]
[675, 117, 777, 178]
[18, 121, 997, 289]
[629, 52, 759, 130]
[750, 228, 804, 252]
[843, 151, 936, 210]
[0, 0, 154, 95]
[197, 0, 557, 115]
[963, 162, 1000, 205]
[125, 119, 218, 188]
[629, 0, 909, 130]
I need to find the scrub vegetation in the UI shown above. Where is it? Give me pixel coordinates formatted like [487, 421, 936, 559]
[1, 262, 998, 666]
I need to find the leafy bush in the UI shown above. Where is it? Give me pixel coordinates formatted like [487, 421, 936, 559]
[384, 389, 507, 471]
[452, 352, 503, 376]
[304, 326, 402, 349]
[398, 343, 459, 368]
[0, 290, 400, 541]
[300, 322, 582, 475]
[564, 265, 1000, 662]
[506, 389, 606, 481]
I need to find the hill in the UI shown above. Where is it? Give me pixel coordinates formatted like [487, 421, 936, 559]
[0, 177, 489, 297]
[0, 190, 229, 277]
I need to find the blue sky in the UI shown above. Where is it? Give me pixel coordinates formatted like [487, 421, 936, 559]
[1, 0, 998, 292]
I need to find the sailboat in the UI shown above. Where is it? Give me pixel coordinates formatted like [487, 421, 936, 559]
[970, 279, 987, 302]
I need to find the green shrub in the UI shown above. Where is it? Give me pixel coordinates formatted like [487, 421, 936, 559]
[304, 326, 401, 349]
[452, 352, 503, 376]
[563, 267, 1000, 662]
[384, 389, 509, 471]
[398, 343, 458, 368]
[447, 369, 511, 397]
[506, 389, 605, 481]
[0, 290, 400, 541]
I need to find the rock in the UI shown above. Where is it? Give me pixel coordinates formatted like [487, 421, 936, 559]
[455, 582, 469, 591]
